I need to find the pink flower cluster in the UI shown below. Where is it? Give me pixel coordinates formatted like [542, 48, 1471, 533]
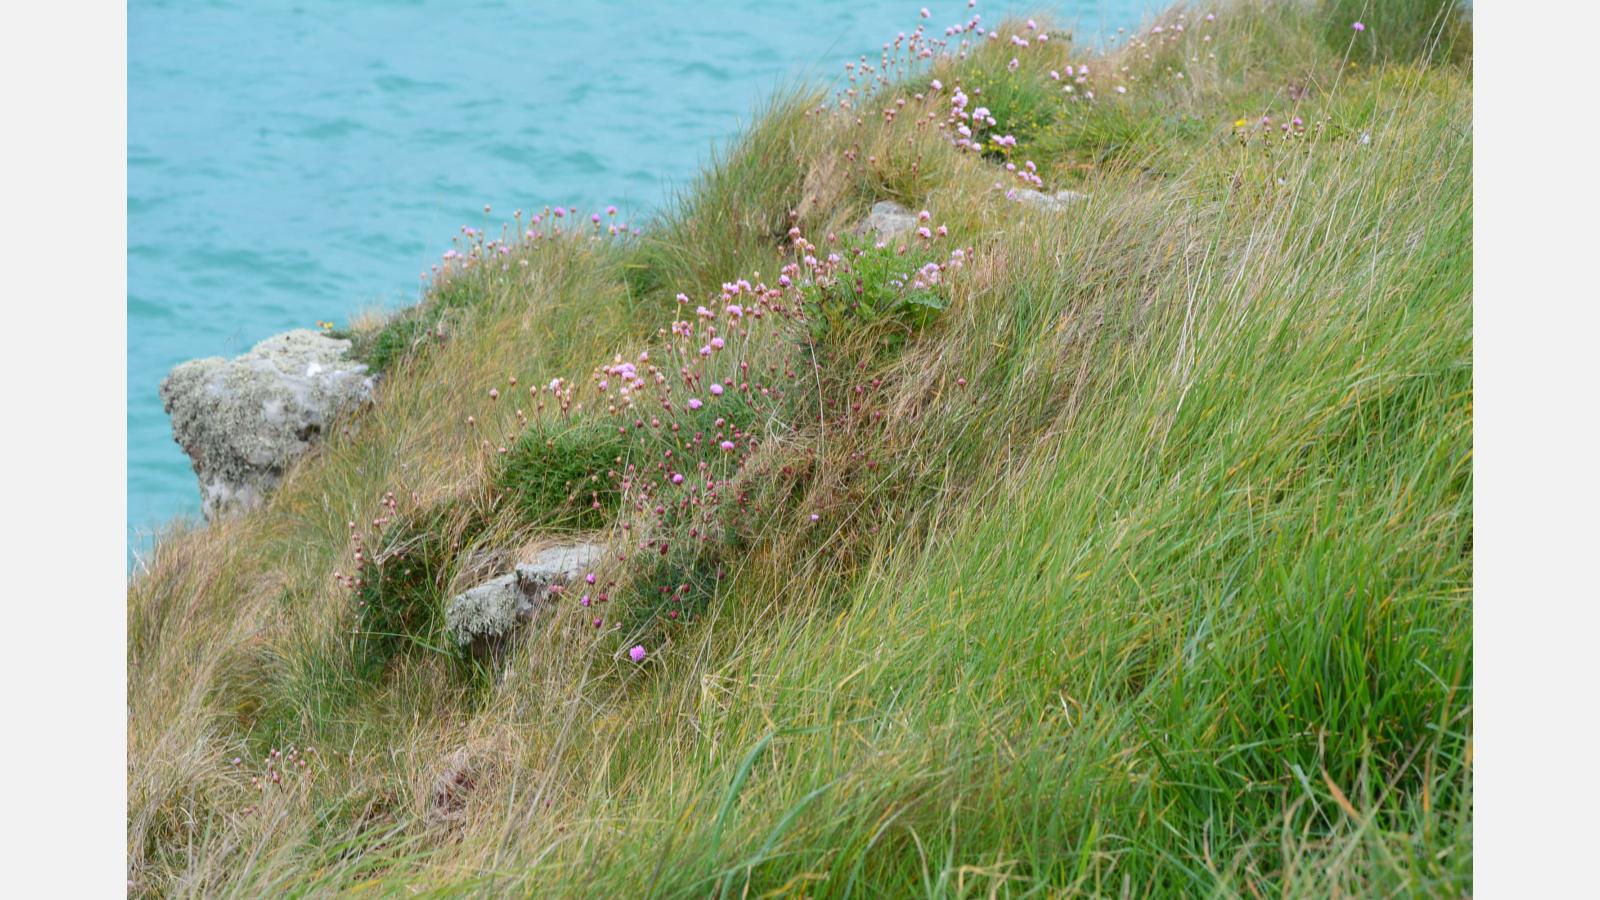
[424, 203, 635, 285]
[232, 744, 316, 817]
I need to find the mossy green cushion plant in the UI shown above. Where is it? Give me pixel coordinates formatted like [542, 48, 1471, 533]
[494, 419, 627, 531]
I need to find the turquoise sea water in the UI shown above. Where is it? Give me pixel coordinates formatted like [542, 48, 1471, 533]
[128, 0, 1152, 556]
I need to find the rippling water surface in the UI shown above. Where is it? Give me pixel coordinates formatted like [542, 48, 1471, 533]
[128, 0, 1153, 555]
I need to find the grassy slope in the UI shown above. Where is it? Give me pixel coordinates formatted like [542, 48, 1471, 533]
[128, 2, 1472, 895]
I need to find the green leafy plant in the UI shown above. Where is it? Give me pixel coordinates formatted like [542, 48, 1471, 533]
[801, 238, 950, 353]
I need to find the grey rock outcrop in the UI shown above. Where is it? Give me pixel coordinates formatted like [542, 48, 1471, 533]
[855, 200, 919, 239]
[446, 542, 607, 650]
[1014, 188, 1090, 211]
[159, 329, 375, 519]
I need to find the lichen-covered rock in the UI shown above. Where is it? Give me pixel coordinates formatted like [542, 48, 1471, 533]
[445, 574, 525, 649]
[514, 542, 608, 588]
[855, 200, 918, 239]
[445, 542, 606, 649]
[1014, 188, 1090, 211]
[159, 329, 375, 520]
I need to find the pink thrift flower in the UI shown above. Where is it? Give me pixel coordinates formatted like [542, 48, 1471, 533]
[720, 440, 735, 452]
[1352, 21, 1365, 31]
[709, 383, 724, 396]
[629, 645, 647, 662]
[688, 398, 703, 410]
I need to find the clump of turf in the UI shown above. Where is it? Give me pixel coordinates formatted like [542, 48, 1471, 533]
[617, 549, 725, 645]
[351, 502, 480, 678]
[495, 419, 628, 530]
[341, 275, 493, 375]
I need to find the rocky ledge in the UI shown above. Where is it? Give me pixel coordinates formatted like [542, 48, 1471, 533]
[854, 200, 920, 239]
[855, 191, 1090, 243]
[160, 329, 375, 520]
[1014, 188, 1090, 210]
